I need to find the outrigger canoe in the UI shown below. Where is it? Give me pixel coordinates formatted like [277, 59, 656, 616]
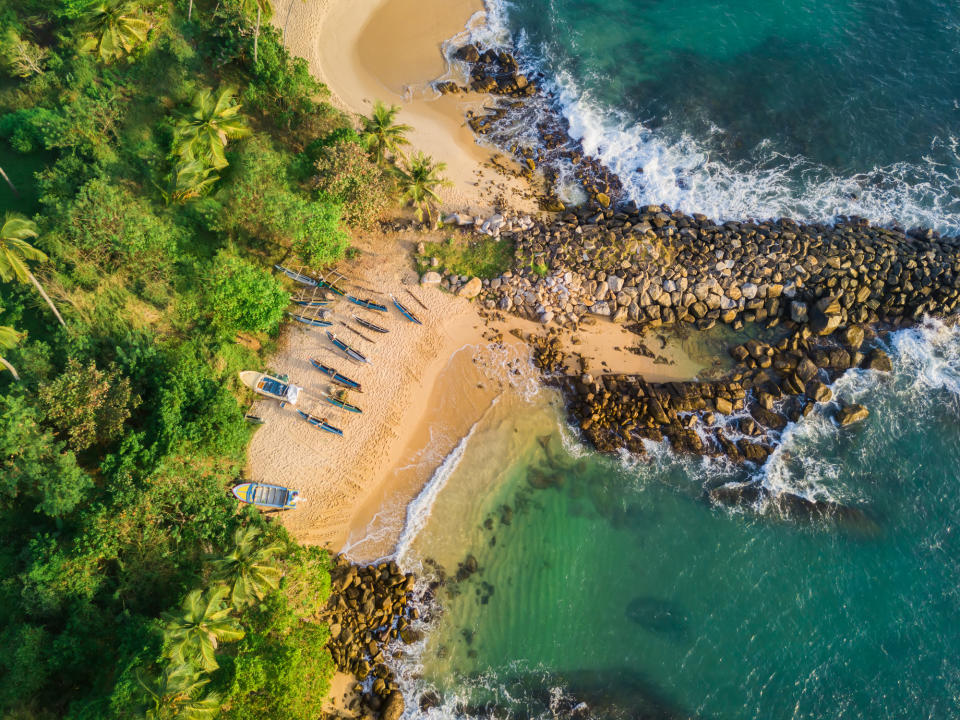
[346, 294, 388, 312]
[326, 331, 370, 364]
[289, 312, 332, 328]
[353, 314, 389, 333]
[391, 294, 423, 325]
[275, 264, 317, 286]
[310, 359, 362, 391]
[325, 395, 362, 413]
[291, 298, 330, 307]
[232, 482, 300, 509]
[296, 409, 343, 436]
[239, 371, 301, 405]
[318, 278, 347, 297]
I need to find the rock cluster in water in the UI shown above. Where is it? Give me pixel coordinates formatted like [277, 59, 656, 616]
[436, 43, 622, 209]
[438, 199, 959, 463]
[321, 556, 419, 720]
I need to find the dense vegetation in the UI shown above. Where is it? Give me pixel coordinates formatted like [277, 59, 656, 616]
[0, 0, 421, 716]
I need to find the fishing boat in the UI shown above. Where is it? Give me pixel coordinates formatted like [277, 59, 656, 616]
[309, 359, 362, 391]
[346, 294, 388, 312]
[291, 298, 330, 307]
[326, 331, 370, 364]
[318, 278, 347, 297]
[391, 294, 423, 325]
[296, 409, 344, 436]
[275, 264, 317, 286]
[353, 314, 389, 333]
[289, 312, 332, 328]
[232, 482, 300, 509]
[239, 371, 301, 405]
[325, 395, 362, 413]
[244, 414, 265, 424]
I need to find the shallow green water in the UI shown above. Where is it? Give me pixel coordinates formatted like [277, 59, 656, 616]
[399, 320, 960, 719]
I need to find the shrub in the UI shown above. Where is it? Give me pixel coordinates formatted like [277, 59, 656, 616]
[208, 251, 288, 336]
[312, 138, 391, 229]
[39, 358, 139, 452]
[221, 137, 350, 266]
[47, 178, 182, 276]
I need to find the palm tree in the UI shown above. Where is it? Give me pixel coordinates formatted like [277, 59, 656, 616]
[138, 663, 221, 720]
[0, 326, 23, 381]
[362, 101, 412, 165]
[0, 167, 18, 198]
[166, 159, 220, 204]
[211, 526, 285, 608]
[78, 0, 151, 63]
[0, 213, 66, 327]
[173, 88, 250, 170]
[395, 152, 451, 226]
[239, 0, 272, 64]
[161, 587, 244, 671]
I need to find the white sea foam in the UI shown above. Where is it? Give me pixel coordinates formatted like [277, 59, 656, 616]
[470, 0, 960, 235]
[395, 402, 495, 569]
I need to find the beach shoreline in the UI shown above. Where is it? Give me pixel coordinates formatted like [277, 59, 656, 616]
[256, 0, 704, 560]
[272, 0, 538, 215]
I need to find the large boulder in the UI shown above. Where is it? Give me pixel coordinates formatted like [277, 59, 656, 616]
[836, 403, 869, 427]
[457, 277, 483, 299]
[420, 271, 442, 285]
[382, 691, 405, 720]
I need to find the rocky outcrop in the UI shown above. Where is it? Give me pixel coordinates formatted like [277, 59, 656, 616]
[322, 557, 419, 719]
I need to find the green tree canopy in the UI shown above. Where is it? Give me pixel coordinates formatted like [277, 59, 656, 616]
[395, 152, 451, 226]
[211, 525, 285, 609]
[38, 357, 139, 451]
[0, 213, 66, 327]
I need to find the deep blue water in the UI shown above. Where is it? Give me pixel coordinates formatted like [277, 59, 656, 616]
[484, 0, 960, 231]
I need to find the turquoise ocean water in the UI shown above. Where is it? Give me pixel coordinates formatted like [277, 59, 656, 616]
[385, 3, 960, 717]
[395, 320, 960, 719]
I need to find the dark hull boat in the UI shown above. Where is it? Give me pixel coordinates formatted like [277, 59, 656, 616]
[326, 331, 370, 364]
[318, 278, 347, 297]
[292, 298, 330, 307]
[346, 294, 388, 312]
[391, 294, 423, 325]
[296, 409, 344, 436]
[325, 396, 362, 413]
[353, 314, 389, 333]
[289, 312, 332, 327]
[309, 359, 362, 391]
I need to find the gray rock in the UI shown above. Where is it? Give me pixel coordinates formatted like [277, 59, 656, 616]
[590, 301, 611, 316]
[457, 277, 483, 299]
[608, 275, 625, 292]
[420, 271, 442, 285]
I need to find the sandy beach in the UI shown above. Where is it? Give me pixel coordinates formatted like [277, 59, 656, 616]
[273, 0, 537, 214]
[246, 0, 709, 561]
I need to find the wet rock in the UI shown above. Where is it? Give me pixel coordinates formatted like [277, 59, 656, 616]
[863, 348, 893, 372]
[836, 403, 869, 426]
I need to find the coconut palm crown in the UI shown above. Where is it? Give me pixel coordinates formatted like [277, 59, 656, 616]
[0, 213, 66, 327]
[395, 152, 451, 226]
[362, 100, 412, 165]
[210, 525, 285, 608]
[161, 586, 244, 671]
[79, 0, 151, 63]
[173, 87, 250, 170]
